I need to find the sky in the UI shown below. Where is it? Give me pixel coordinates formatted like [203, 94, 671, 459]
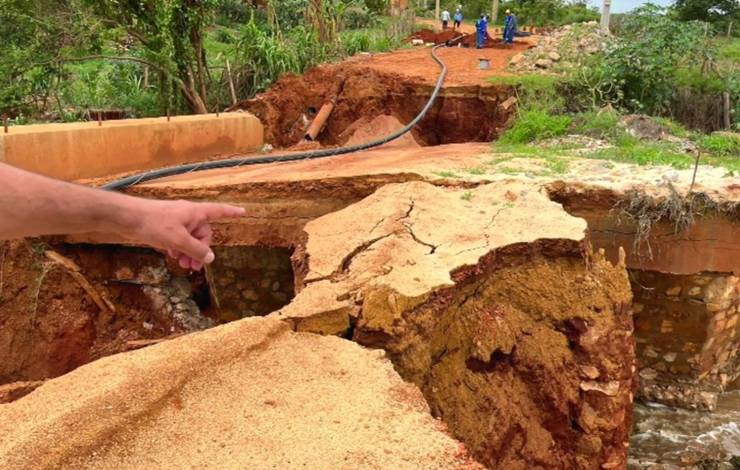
[587, 0, 674, 14]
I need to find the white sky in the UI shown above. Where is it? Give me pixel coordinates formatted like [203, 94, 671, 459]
[588, 0, 674, 14]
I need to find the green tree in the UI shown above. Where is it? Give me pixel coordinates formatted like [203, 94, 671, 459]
[672, 0, 739, 34]
[82, 0, 220, 114]
[578, 4, 707, 113]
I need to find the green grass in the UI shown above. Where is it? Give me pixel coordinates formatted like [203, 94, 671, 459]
[584, 137, 740, 172]
[499, 110, 572, 145]
[488, 73, 563, 112]
[715, 37, 740, 62]
[433, 170, 460, 178]
[461, 191, 473, 201]
[571, 110, 621, 140]
[464, 166, 486, 175]
[699, 132, 740, 157]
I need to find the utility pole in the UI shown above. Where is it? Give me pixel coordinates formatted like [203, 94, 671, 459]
[601, 0, 611, 32]
[491, 0, 499, 23]
[435, 0, 440, 29]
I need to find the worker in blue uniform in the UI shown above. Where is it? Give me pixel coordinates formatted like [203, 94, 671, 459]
[475, 14, 488, 49]
[503, 9, 517, 44]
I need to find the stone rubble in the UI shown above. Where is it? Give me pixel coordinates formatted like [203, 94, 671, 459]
[509, 21, 610, 72]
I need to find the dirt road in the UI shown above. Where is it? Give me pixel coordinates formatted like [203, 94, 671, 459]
[347, 41, 534, 87]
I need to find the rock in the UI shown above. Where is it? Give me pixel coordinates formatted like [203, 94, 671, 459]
[661, 171, 680, 183]
[687, 286, 702, 297]
[639, 368, 658, 380]
[535, 58, 553, 69]
[665, 286, 682, 296]
[579, 365, 600, 379]
[643, 346, 659, 358]
[580, 380, 621, 396]
[509, 53, 525, 65]
[663, 352, 677, 363]
[548, 51, 561, 61]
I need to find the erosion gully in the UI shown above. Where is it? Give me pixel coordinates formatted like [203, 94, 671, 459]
[1, 65, 738, 469]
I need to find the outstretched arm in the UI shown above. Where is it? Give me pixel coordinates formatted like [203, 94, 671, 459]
[0, 163, 245, 270]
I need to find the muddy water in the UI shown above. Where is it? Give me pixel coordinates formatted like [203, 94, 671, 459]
[630, 391, 740, 467]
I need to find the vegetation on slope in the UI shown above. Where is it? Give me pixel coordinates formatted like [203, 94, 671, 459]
[0, 0, 412, 121]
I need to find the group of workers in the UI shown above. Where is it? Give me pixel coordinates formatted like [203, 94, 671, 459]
[440, 6, 518, 48]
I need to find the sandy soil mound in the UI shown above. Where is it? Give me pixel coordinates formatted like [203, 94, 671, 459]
[0, 317, 480, 469]
[342, 114, 421, 148]
[275, 181, 636, 469]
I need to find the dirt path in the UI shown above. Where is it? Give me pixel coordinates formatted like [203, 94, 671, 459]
[347, 39, 535, 87]
[416, 17, 478, 35]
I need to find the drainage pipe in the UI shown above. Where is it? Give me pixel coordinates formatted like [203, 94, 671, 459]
[304, 100, 335, 141]
[102, 43, 451, 191]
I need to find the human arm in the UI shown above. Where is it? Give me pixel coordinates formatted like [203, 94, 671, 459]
[0, 163, 245, 270]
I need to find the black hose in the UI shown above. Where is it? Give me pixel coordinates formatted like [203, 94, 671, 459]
[102, 44, 449, 190]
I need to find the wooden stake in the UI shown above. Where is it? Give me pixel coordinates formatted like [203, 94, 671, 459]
[723, 92, 731, 130]
[225, 59, 237, 106]
[3, 115, 7, 134]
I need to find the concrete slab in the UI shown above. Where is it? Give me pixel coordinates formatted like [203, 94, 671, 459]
[0, 113, 263, 180]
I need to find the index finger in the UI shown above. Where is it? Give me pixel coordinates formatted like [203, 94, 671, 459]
[197, 203, 245, 221]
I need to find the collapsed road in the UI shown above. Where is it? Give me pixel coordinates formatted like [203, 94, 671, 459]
[0, 30, 738, 470]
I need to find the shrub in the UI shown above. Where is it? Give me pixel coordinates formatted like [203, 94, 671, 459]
[571, 110, 621, 139]
[499, 109, 572, 144]
[570, 5, 707, 114]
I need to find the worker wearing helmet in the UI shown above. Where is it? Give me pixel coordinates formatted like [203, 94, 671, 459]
[475, 14, 488, 49]
[503, 9, 517, 45]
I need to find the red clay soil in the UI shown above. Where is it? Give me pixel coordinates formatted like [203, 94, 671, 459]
[342, 114, 421, 148]
[0, 240, 207, 385]
[230, 56, 520, 147]
[409, 28, 462, 44]
[410, 28, 532, 50]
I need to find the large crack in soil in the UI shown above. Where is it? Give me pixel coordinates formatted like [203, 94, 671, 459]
[2, 168, 738, 468]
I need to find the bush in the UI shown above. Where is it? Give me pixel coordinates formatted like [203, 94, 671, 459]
[699, 132, 740, 156]
[499, 109, 572, 144]
[340, 29, 396, 55]
[570, 5, 707, 114]
[571, 110, 621, 139]
[342, 3, 379, 30]
[216, 0, 251, 25]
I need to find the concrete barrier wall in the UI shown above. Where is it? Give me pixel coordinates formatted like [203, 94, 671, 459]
[0, 113, 263, 181]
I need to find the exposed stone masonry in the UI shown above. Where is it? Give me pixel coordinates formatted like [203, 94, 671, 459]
[208, 246, 295, 322]
[632, 271, 739, 410]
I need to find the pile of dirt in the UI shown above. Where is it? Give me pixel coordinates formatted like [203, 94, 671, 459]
[408, 28, 460, 45]
[341, 114, 421, 148]
[508, 21, 608, 71]
[452, 34, 516, 49]
[0, 317, 482, 469]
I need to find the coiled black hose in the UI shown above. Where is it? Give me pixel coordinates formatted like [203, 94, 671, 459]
[102, 43, 449, 190]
